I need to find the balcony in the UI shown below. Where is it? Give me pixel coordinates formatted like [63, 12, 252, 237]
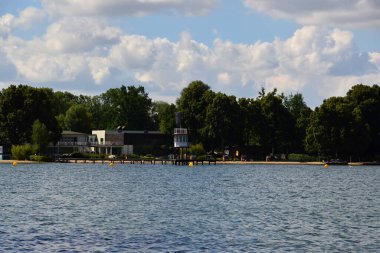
[174, 128, 187, 135]
[54, 141, 123, 147]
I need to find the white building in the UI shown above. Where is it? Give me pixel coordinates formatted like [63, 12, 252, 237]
[174, 128, 189, 148]
[92, 130, 133, 155]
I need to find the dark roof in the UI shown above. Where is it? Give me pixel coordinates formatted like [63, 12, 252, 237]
[61, 130, 88, 136]
[123, 130, 162, 134]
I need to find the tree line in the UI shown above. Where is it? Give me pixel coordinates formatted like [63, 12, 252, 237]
[0, 82, 379, 161]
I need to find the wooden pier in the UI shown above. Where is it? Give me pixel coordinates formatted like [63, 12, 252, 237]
[55, 158, 217, 165]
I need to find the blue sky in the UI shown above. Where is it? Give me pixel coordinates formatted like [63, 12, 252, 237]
[1, 0, 379, 107]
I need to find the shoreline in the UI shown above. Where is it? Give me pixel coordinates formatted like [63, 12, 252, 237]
[0, 160, 39, 164]
[218, 161, 374, 166]
[1, 159, 376, 166]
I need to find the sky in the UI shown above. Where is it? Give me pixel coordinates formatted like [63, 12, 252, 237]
[0, 0, 379, 107]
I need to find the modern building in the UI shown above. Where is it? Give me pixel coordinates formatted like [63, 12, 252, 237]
[92, 130, 127, 155]
[50, 129, 171, 156]
[51, 130, 95, 154]
[123, 130, 172, 155]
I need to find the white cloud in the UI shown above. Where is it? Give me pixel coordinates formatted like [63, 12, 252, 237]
[41, 0, 218, 17]
[1, 35, 87, 82]
[14, 7, 45, 29]
[88, 57, 111, 84]
[218, 72, 231, 84]
[105, 26, 379, 104]
[370, 52, 380, 68]
[0, 22, 379, 106]
[0, 7, 45, 37]
[0, 14, 15, 37]
[109, 34, 156, 69]
[244, 0, 380, 28]
[44, 18, 121, 53]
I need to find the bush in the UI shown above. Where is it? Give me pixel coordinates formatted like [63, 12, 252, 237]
[190, 143, 206, 156]
[30, 155, 53, 162]
[87, 153, 106, 159]
[128, 154, 140, 160]
[11, 144, 34, 160]
[141, 154, 155, 160]
[196, 155, 208, 160]
[69, 152, 88, 158]
[288, 153, 318, 162]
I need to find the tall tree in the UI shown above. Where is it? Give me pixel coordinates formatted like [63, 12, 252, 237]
[64, 104, 92, 133]
[258, 89, 295, 155]
[100, 85, 154, 130]
[346, 84, 380, 157]
[31, 119, 49, 153]
[202, 93, 243, 149]
[0, 85, 60, 145]
[305, 96, 370, 159]
[177, 81, 213, 144]
[238, 98, 264, 147]
[283, 93, 312, 152]
[51, 91, 79, 116]
[153, 101, 176, 134]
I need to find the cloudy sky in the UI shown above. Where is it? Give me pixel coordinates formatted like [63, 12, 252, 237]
[1, 0, 379, 107]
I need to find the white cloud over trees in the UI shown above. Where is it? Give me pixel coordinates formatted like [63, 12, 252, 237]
[0, 1, 379, 106]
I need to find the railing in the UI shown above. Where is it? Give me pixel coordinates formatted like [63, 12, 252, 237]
[174, 128, 187, 134]
[54, 141, 124, 147]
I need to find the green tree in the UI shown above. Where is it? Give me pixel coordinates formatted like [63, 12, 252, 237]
[177, 81, 213, 144]
[346, 84, 380, 157]
[202, 92, 243, 149]
[283, 93, 312, 152]
[258, 89, 295, 155]
[0, 85, 60, 145]
[305, 96, 370, 159]
[84, 96, 104, 130]
[100, 85, 154, 130]
[238, 98, 264, 147]
[31, 119, 49, 154]
[64, 104, 92, 133]
[153, 101, 176, 134]
[51, 91, 79, 116]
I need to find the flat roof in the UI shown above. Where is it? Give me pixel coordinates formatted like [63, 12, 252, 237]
[62, 130, 88, 136]
[92, 130, 164, 134]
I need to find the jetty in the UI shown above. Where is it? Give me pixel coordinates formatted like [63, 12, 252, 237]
[54, 157, 217, 165]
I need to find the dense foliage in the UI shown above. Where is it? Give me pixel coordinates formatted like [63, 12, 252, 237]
[0, 82, 379, 160]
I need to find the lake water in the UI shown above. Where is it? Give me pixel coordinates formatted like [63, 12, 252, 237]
[0, 163, 379, 252]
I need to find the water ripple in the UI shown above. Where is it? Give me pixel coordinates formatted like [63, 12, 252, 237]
[0, 163, 379, 252]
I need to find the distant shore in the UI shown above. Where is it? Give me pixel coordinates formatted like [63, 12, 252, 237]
[217, 161, 376, 166]
[0, 160, 38, 164]
[1, 159, 377, 166]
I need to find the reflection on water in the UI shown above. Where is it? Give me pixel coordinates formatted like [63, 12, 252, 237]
[0, 163, 379, 252]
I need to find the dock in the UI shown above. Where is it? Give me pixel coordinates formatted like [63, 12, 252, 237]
[54, 158, 217, 165]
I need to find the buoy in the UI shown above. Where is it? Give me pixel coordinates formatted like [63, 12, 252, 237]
[109, 162, 115, 167]
[189, 162, 194, 167]
[324, 163, 329, 168]
[12, 161, 18, 167]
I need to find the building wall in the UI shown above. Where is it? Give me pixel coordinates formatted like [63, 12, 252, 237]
[92, 130, 124, 145]
[123, 132, 171, 146]
[92, 130, 106, 144]
[106, 132, 124, 145]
